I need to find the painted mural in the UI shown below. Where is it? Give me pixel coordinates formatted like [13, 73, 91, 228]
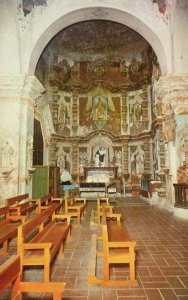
[35, 20, 161, 179]
[22, 0, 47, 16]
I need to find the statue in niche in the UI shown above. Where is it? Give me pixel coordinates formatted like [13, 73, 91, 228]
[163, 103, 177, 143]
[131, 145, 144, 175]
[79, 162, 84, 177]
[115, 150, 122, 166]
[58, 105, 66, 124]
[1, 141, 13, 169]
[95, 146, 106, 167]
[135, 104, 142, 121]
[136, 151, 144, 174]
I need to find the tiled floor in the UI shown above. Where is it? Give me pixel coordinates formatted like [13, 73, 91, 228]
[1, 197, 188, 299]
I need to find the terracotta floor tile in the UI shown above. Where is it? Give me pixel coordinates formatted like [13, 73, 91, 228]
[159, 288, 179, 300]
[174, 288, 188, 296]
[166, 276, 186, 288]
[117, 289, 146, 297]
[148, 266, 164, 276]
[160, 266, 187, 276]
[145, 288, 163, 300]
[179, 276, 188, 288]
[1, 198, 188, 300]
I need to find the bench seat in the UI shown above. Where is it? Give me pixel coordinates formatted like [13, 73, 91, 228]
[88, 213, 137, 287]
[65, 196, 86, 225]
[5, 194, 37, 222]
[24, 220, 70, 259]
[0, 255, 66, 300]
[31, 193, 63, 213]
[0, 207, 22, 256]
[18, 205, 71, 281]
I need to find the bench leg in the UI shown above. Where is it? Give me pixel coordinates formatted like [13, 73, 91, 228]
[3, 240, 8, 256]
[12, 274, 22, 300]
[130, 260, 136, 282]
[77, 214, 81, 225]
[53, 291, 62, 300]
[103, 258, 110, 280]
[44, 262, 50, 282]
[58, 243, 63, 256]
[66, 229, 71, 241]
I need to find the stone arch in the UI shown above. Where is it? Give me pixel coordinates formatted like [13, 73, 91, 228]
[27, 6, 168, 76]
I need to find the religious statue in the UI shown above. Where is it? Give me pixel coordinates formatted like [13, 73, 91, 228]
[135, 104, 142, 121]
[95, 146, 106, 167]
[96, 97, 105, 120]
[115, 150, 122, 165]
[163, 103, 177, 143]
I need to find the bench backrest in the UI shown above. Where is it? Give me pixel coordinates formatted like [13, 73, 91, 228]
[40, 192, 53, 205]
[18, 204, 56, 241]
[5, 194, 29, 206]
[0, 206, 9, 217]
[64, 196, 75, 211]
[0, 255, 20, 294]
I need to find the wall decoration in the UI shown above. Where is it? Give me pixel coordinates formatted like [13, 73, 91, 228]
[22, 0, 47, 17]
[35, 20, 161, 181]
[162, 103, 177, 143]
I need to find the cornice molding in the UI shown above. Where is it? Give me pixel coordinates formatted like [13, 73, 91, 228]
[0, 75, 45, 101]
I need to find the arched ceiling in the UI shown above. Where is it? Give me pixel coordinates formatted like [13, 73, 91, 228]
[36, 20, 160, 93]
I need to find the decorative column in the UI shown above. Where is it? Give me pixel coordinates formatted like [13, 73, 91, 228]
[121, 89, 127, 134]
[0, 75, 45, 204]
[122, 141, 129, 178]
[72, 142, 79, 181]
[154, 75, 188, 208]
[149, 139, 154, 178]
[143, 140, 150, 174]
[72, 91, 79, 135]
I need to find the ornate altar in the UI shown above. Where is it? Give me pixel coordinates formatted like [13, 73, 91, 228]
[84, 167, 118, 181]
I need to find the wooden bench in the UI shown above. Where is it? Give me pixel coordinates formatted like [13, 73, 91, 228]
[0, 206, 24, 256]
[30, 193, 63, 213]
[5, 194, 37, 222]
[97, 195, 113, 224]
[17, 204, 71, 282]
[88, 210, 137, 286]
[0, 255, 65, 300]
[64, 196, 86, 225]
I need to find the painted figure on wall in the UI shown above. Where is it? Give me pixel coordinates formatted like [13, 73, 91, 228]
[163, 103, 177, 143]
[96, 97, 105, 120]
[92, 96, 108, 129]
[1, 141, 13, 169]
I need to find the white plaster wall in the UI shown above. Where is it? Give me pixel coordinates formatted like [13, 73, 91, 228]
[18, 0, 169, 75]
[0, 100, 20, 203]
[0, 1, 21, 74]
[173, 1, 188, 74]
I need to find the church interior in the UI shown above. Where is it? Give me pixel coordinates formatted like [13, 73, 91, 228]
[0, 0, 188, 299]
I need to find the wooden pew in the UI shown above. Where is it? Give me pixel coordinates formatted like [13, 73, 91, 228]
[0, 207, 23, 256]
[17, 204, 71, 282]
[64, 196, 86, 225]
[97, 195, 113, 224]
[30, 193, 63, 213]
[0, 255, 65, 300]
[88, 209, 137, 286]
[5, 194, 37, 222]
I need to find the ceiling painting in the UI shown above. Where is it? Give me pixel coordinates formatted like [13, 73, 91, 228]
[36, 20, 160, 94]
